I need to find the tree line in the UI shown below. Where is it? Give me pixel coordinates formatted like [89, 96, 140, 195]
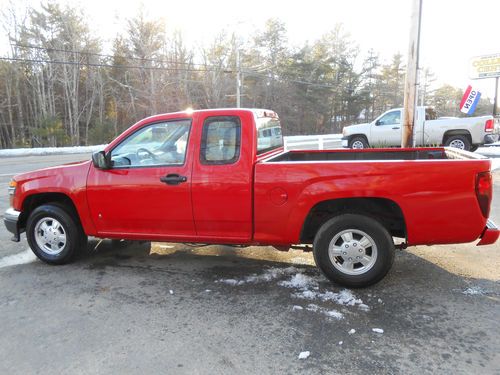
[0, 3, 494, 148]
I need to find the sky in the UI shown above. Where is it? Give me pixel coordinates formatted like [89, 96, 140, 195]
[1, 0, 500, 99]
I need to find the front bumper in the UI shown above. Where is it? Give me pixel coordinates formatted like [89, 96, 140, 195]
[4, 208, 21, 242]
[477, 219, 499, 246]
[341, 137, 349, 148]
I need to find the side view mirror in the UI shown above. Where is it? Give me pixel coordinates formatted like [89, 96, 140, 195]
[92, 151, 111, 169]
[375, 120, 382, 126]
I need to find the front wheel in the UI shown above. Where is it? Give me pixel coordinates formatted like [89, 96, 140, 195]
[26, 204, 87, 264]
[313, 214, 395, 288]
[349, 136, 369, 149]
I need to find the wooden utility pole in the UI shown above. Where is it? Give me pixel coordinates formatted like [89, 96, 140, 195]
[402, 0, 423, 147]
[494, 77, 499, 117]
[236, 48, 241, 108]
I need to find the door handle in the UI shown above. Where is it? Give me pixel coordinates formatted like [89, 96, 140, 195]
[160, 174, 187, 185]
[392, 127, 400, 130]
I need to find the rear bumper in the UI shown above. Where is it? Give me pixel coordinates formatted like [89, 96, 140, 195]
[341, 137, 349, 148]
[477, 219, 499, 246]
[484, 134, 499, 144]
[3, 208, 21, 242]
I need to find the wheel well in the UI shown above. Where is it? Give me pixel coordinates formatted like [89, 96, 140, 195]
[349, 134, 369, 144]
[442, 130, 472, 145]
[300, 198, 406, 243]
[19, 193, 81, 230]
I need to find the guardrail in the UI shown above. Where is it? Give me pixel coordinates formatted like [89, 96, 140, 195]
[284, 134, 343, 151]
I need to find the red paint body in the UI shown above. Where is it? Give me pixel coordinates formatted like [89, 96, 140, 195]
[11, 109, 498, 247]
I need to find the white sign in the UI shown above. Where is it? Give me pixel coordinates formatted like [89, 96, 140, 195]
[469, 53, 500, 79]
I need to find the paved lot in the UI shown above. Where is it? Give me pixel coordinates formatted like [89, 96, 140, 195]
[0, 154, 499, 374]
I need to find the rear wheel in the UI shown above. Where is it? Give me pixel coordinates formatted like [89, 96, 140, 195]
[26, 204, 86, 264]
[313, 214, 395, 288]
[444, 135, 471, 151]
[349, 136, 369, 149]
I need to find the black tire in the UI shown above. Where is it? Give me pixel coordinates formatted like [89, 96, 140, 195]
[313, 214, 395, 288]
[349, 136, 369, 149]
[26, 204, 87, 265]
[469, 145, 478, 152]
[444, 135, 471, 151]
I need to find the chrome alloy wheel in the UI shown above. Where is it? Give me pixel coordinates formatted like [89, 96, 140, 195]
[351, 140, 365, 149]
[34, 217, 67, 255]
[448, 139, 466, 149]
[328, 229, 378, 275]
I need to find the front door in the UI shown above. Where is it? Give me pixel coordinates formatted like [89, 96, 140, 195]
[370, 110, 402, 147]
[86, 119, 195, 239]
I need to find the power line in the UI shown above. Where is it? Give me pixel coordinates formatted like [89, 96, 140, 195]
[0, 56, 235, 73]
[244, 70, 339, 89]
[12, 43, 211, 68]
[12, 43, 336, 88]
[1, 55, 339, 89]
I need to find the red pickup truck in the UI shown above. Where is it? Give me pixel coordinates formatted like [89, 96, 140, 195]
[4, 109, 499, 287]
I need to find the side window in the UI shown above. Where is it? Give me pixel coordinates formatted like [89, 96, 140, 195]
[377, 110, 401, 126]
[256, 117, 283, 154]
[110, 120, 191, 168]
[200, 116, 241, 165]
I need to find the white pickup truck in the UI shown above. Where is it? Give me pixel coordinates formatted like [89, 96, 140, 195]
[341, 107, 499, 151]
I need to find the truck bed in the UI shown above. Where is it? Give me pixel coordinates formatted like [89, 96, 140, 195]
[253, 147, 490, 246]
[266, 147, 485, 162]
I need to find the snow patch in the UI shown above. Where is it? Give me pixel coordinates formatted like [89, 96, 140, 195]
[0, 145, 107, 157]
[217, 266, 298, 285]
[305, 304, 343, 319]
[292, 288, 368, 310]
[490, 158, 500, 171]
[217, 266, 368, 317]
[0, 249, 37, 269]
[372, 328, 384, 334]
[298, 351, 310, 359]
[169, 290, 174, 295]
[348, 329, 356, 335]
[278, 273, 318, 289]
[477, 147, 500, 156]
[462, 286, 485, 295]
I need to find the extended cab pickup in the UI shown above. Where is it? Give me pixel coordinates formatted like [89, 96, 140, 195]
[341, 106, 499, 151]
[4, 109, 499, 287]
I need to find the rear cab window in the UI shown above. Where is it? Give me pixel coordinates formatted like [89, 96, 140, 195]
[255, 111, 283, 155]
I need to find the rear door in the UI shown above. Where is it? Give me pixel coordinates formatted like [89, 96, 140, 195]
[191, 112, 254, 241]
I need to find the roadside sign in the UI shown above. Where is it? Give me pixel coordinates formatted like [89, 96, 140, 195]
[469, 53, 500, 79]
[460, 85, 481, 115]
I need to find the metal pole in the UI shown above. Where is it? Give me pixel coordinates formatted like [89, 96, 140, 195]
[236, 48, 241, 108]
[494, 76, 499, 117]
[402, 0, 423, 148]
